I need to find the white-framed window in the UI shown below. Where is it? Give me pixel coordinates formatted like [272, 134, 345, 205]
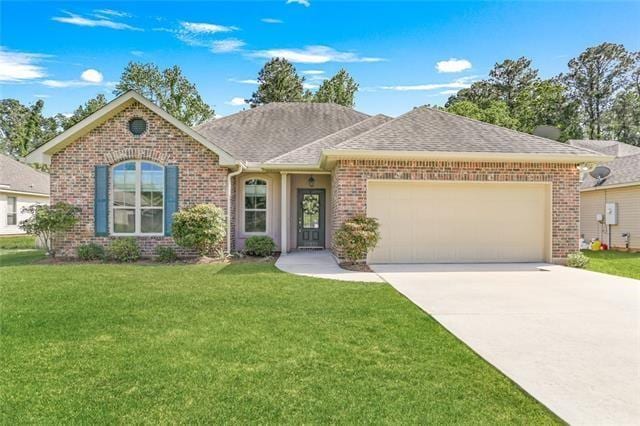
[244, 179, 267, 234]
[112, 161, 164, 235]
[7, 196, 17, 226]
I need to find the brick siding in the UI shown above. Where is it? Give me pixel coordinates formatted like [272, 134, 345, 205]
[50, 101, 229, 258]
[331, 159, 581, 263]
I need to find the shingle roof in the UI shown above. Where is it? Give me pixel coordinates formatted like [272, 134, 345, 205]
[568, 140, 640, 188]
[195, 102, 369, 163]
[333, 107, 605, 156]
[266, 114, 392, 165]
[0, 154, 49, 195]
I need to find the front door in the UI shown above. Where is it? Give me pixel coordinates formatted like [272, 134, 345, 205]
[297, 189, 325, 248]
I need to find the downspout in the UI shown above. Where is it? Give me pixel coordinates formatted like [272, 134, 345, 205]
[226, 162, 245, 255]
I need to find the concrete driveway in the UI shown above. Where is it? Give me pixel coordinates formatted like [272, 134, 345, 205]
[371, 263, 640, 425]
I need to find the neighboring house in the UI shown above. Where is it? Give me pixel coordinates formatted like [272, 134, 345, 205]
[26, 91, 610, 263]
[0, 154, 50, 235]
[569, 140, 640, 250]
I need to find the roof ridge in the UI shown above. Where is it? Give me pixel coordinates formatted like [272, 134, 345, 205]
[265, 114, 389, 163]
[1, 153, 50, 177]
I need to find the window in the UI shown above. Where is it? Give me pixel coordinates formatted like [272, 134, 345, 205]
[7, 196, 17, 225]
[112, 161, 164, 235]
[128, 118, 147, 136]
[244, 179, 267, 233]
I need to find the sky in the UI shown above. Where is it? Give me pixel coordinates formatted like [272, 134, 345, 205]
[1, 1, 639, 118]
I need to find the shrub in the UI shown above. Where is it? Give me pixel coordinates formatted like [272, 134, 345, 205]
[172, 204, 226, 256]
[334, 215, 380, 264]
[567, 251, 590, 269]
[244, 236, 276, 257]
[155, 246, 178, 263]
[77, 243, 105, 261]
[107, 238, 141, 262]
[19, 202, 80, 257]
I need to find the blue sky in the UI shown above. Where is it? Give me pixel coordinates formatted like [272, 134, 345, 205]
[1, 1, 638, 118]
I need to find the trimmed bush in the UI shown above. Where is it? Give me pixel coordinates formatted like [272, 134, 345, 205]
[107, 238, 141, 263]
[567, 251, 590, 269]
[334, 215, 380, 264]
[155, 246, 178, 263]
[244, 236, 276, 257]
[172, 204, 226, 257]
[77, 243, 105, 261]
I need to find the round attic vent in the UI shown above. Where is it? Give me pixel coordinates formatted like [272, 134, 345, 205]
[128, 118, 147, 136]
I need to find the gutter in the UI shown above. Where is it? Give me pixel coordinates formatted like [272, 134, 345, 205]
[226, 162, 245, 255]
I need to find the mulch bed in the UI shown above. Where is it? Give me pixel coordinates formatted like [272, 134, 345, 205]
[339, 262, 373, 272]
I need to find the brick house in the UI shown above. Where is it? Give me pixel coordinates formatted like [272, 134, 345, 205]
[27, 91, 610, 263]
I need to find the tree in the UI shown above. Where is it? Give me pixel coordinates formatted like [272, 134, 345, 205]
[248, 58, 305, 107]
[445, 80, 498, 108]
[0, 99, 58, 158]
[19, 202, 80, 257]
[58, 94, 108, 130]
[446, 100, 518, 129]
[114, 62, 214, 126]
[564, 43, 634, 139]
[313, 69, 359, 107]
[488, 57, 539, 108]
[513, 79, 582, 141]
[605, 90, 640, 145]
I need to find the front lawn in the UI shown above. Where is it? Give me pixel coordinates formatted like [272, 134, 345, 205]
[0, 235, 36, 249]
[1, 258, 558, 424]
[582, 250, 640, 280]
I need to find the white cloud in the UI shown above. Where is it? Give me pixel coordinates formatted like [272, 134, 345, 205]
[226, 97, 247, 106]
[261, 18, 283, 24]
[380, 76, 477, 92]
[0, 47, 48, 82]
[229, 78, 259, 85]
[286, 0, 310, 6]
[303, 83, 319, 90]
[180, 22, 237, 34]
[93, 9, 131, 18]
[302, 70, 324, 75]
[130, 50, 144, 57]
[436, 58, 472, 73]
[52, 11, 141, 31]
[211, 39, 246, 53]
[80, 69, 103, 83]
[34, 94, 50, 98]
[249, 45, 384, 64]
[440, 89, 460, 95]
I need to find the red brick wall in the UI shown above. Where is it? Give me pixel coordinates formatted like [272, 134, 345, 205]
[331, 159, 581, 263]
[50, 101, 229, 257]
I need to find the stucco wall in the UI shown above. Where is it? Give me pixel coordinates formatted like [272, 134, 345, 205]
[50, 101, 228, 257]
[331, 159, 581, 263]
[580, 186, 640, 249]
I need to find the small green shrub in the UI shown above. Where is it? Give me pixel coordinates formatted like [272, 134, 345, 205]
[172, 204, 226, 256]
[244, 236, 276, 257]
[19, 202, 80, 257]
[155, 246, 178, 263]
[107, 238, 141, 262]
[334, 215, 380, 264]
[567, 251, 590, 268]
[77, 243, 105, 261]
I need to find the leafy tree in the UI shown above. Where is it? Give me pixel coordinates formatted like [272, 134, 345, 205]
[114, 62, 214, 126]
[445, 80, 498, 108]
[313, 69, 359, 107]
[488, 57, 539, 108]
[446, 100, 518, 129]
[513, 79, 582, 140]
[564, 43, 634, 139]
[57, 94, 108, 130]
[19, 202, 80, 257]
[0, 99, 58, 158]
[248, 58, 306, 107]
[605, 90, 640, 145]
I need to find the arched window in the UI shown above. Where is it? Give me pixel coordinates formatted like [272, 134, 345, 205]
[112, 161, 164, 235]
[244, 179, 267, 233]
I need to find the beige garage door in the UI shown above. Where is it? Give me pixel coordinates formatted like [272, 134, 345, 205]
[367, 181, 550, 263]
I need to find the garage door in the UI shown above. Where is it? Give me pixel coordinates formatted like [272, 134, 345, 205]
[367, 181, 550, 263]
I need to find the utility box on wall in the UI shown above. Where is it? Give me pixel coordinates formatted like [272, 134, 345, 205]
[605, 203, 617, 225]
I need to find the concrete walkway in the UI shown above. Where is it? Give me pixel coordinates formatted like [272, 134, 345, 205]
[372, 263, 640, 425]
[276, 250, 384, 282]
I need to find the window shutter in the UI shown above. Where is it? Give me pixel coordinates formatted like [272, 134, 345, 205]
[94, 165, 109, 236]
[164, 165, 179, 236]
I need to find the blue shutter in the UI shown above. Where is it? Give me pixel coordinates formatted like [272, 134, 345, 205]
[164, 165, 179, 236]
[94, 165, 109, 236]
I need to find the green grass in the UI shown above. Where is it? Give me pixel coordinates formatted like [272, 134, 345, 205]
[582, 250, 640, 280]
[0, 235, 36, 249]
[1, 259, 559, 424]
[0, 249, 46, 267]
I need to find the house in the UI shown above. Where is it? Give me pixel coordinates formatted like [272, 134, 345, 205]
[26, 91, 610, 263]
[0, 154, 50, 235]
[568, 140, 640, 250]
